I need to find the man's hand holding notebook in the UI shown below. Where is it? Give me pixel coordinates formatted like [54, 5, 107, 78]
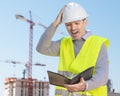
[47, 66, 94, 87]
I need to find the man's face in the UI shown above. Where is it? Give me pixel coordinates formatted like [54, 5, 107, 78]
[65, 19, 87, 40]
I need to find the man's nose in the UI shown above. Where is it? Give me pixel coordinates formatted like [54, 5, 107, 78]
[71, 24, 76, 30]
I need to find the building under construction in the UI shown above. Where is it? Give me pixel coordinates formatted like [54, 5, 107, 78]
[4, 77, 49, 96]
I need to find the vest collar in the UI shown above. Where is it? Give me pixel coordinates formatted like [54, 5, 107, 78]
[82, 31, 92, 40]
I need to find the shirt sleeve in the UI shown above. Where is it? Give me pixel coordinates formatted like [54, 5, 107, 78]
[36, 23, 60, 56]
[85, 44, 109, 90]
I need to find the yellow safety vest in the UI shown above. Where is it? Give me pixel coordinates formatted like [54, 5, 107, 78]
[55, 35, 109, 96]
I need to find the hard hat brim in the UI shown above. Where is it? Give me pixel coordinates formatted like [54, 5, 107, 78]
[62, 16, 88, 23]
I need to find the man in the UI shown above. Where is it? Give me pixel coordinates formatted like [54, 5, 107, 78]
[36, 2, 109, 96]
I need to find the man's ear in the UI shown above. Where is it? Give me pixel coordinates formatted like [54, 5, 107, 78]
[83, 19, 87, 25]
[83, 19, 87, 27]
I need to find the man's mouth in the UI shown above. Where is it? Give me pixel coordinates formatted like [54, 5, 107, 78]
[71, 31, 79, 37]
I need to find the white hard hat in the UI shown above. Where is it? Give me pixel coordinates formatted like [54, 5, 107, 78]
[62, 2, 88, 23]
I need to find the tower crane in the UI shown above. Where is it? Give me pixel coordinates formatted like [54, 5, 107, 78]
[15, 11, 47, 96]
[0, 59, 26, 77]
[0, 59, 46, 79]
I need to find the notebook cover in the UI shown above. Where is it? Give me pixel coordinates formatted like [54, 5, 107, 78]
[47, 66, 94, 87]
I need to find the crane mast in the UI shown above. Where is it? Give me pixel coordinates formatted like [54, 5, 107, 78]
[27, 11, 33, 79]
[16, 11, 34, 96]
[27, 11, 33, 96]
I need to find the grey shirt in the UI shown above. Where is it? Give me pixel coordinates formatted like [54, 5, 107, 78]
[36, 23, 109, 91]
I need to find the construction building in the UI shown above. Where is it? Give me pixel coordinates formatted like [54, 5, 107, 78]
[108, 92, 120, 96]
[4, 77, 49, 96]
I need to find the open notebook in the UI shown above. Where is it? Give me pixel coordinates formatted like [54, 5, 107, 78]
[47, 66, 94, 87]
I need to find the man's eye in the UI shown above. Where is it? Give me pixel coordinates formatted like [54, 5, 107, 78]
[66, 24, 71, 26]
[75, 22, 80, 25]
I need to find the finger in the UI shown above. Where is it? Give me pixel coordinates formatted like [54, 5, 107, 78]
[57, 5, 66, 17]
[80, 77, 85, 83]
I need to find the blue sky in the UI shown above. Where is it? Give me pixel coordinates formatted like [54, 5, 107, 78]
[0, 0, 120, 96]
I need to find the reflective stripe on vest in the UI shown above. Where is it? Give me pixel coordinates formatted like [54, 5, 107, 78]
[55, 35, 109, 96]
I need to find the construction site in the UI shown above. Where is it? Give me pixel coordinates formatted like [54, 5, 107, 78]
[1, 11, 120, 96]
[0, 1, 120, 96]
[2, 11, 50, 96]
